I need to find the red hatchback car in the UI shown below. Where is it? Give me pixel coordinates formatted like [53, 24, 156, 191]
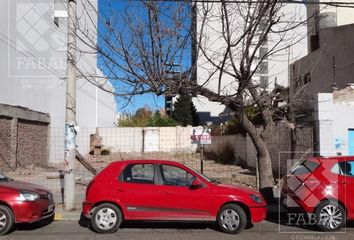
[281, 156, 354, 231]
[0, 173, 55, 235]
[82, 160, 267, 234]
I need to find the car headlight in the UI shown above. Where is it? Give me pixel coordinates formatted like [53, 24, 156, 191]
[19, 191, 40, 201]
[250, 194, 264, 204]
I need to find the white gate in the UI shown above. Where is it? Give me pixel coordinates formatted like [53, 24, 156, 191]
[143, 128, 159, 152]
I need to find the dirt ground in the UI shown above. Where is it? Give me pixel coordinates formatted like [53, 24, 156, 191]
[3, 151, 257, 191]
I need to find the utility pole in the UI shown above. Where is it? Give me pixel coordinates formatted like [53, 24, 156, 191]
[64, 0, 77, 211]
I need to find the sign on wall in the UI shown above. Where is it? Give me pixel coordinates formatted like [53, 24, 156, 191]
[191, 127, 211, 145]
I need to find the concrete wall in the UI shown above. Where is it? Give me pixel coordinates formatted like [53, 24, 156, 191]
[314, 88, 354, 156]
[49, 126, 197, 162]
[314, 93, 335, 156]
[203, 135, 249, 164]
[203, 122, 314, 175]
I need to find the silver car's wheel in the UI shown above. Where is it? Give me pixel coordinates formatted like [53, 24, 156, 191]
[0, 205, 14, 236]
[91, 203, 122, 234]
[217, 204, 247, 234]
[316, 201, 345, 232]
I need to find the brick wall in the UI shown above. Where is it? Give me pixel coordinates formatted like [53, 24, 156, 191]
[17, 120, 49, 167]
[0, 116, 12, 170]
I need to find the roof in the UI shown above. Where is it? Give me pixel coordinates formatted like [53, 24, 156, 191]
[0, 103, 50, 123]
[110, 159, 187, 166]
[309, 156, 354, 162]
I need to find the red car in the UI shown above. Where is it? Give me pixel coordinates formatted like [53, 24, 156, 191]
[0, 173, 55, 235]
[82, 160, 267, 234]
[281, 156, 354, 231]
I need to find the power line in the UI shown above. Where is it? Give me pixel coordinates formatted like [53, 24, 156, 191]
[120, 0, 354, 8]
[0, 33, 65, 78]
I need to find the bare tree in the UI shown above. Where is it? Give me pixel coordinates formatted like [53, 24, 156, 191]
[76, 0, 310, 198]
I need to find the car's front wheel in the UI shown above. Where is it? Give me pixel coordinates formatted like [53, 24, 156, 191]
[91, 203, 122, 234]
[316, 201, 345, 232]
[217, 204, 247, 234]
[0, 205, 14, 236]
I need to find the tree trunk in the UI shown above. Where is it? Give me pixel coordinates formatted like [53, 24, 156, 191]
[249, 130, 275, 202]
[247, 129, 274, 182]
[236, 110, 275, 202]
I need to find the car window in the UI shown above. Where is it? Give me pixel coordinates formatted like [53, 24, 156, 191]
[332, 161, 354, 177]
[122, 163, 155, 184]
[331, 163, 342, 175]
[290, 160, 320, 175]
[161, 165, 195, 187]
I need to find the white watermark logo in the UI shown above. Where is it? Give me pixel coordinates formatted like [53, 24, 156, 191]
[290, 234, 336, 240]
[278, 152, 347, 234]
[8, 0, 66, 83]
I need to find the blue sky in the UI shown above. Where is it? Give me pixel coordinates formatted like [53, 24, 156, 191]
[97, 0, 191, 114]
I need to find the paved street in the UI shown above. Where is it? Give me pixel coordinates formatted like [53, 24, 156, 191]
[3, 220, 354, 240]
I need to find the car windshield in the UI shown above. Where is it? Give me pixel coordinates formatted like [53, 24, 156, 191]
[0, 173, 10, 181]
[187, 166, 221, 184]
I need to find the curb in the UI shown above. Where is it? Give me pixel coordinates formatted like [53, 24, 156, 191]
[54, 212, 63, 221]
[54, 205, 81, 221]
[54, 211, 81, 221]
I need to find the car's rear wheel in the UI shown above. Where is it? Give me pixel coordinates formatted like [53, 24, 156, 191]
[217, 204, 247, 234]
[0, 205, 14, 236]
[91, 203, 122, 234]
[316, 201, 345, 232]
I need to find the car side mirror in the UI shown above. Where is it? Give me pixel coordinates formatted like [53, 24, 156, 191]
[190, 179, 203, 190]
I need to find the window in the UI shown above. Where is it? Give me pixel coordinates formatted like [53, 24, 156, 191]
[122, 164, 155, 184]
[258, 62, 268, 74]
[331, 161, 354, 177]
[290, 160, 320, 175]
[259, 47, 268, 60]
[303, 73, 311, 84]
[260, 76, 269, 88]
[161, 165, 195, 187]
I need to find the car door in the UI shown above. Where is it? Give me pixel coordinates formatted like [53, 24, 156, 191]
[344, 159, 354, 219]
[115, 163, 162, 220]
[154, 164, 212, 221]
[334, 160, 354, 219]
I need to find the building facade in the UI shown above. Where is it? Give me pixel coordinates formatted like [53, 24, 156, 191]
[290, 24, 354, 123]
[0, 0, 116, 164]
[314, 88, 354, 156]
[289, 1, 354, 156]
[191, 2, 308, 125]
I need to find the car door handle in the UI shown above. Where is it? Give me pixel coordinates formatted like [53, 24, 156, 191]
[117, 188, 124, 192]
[338, 180, 346, 184]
